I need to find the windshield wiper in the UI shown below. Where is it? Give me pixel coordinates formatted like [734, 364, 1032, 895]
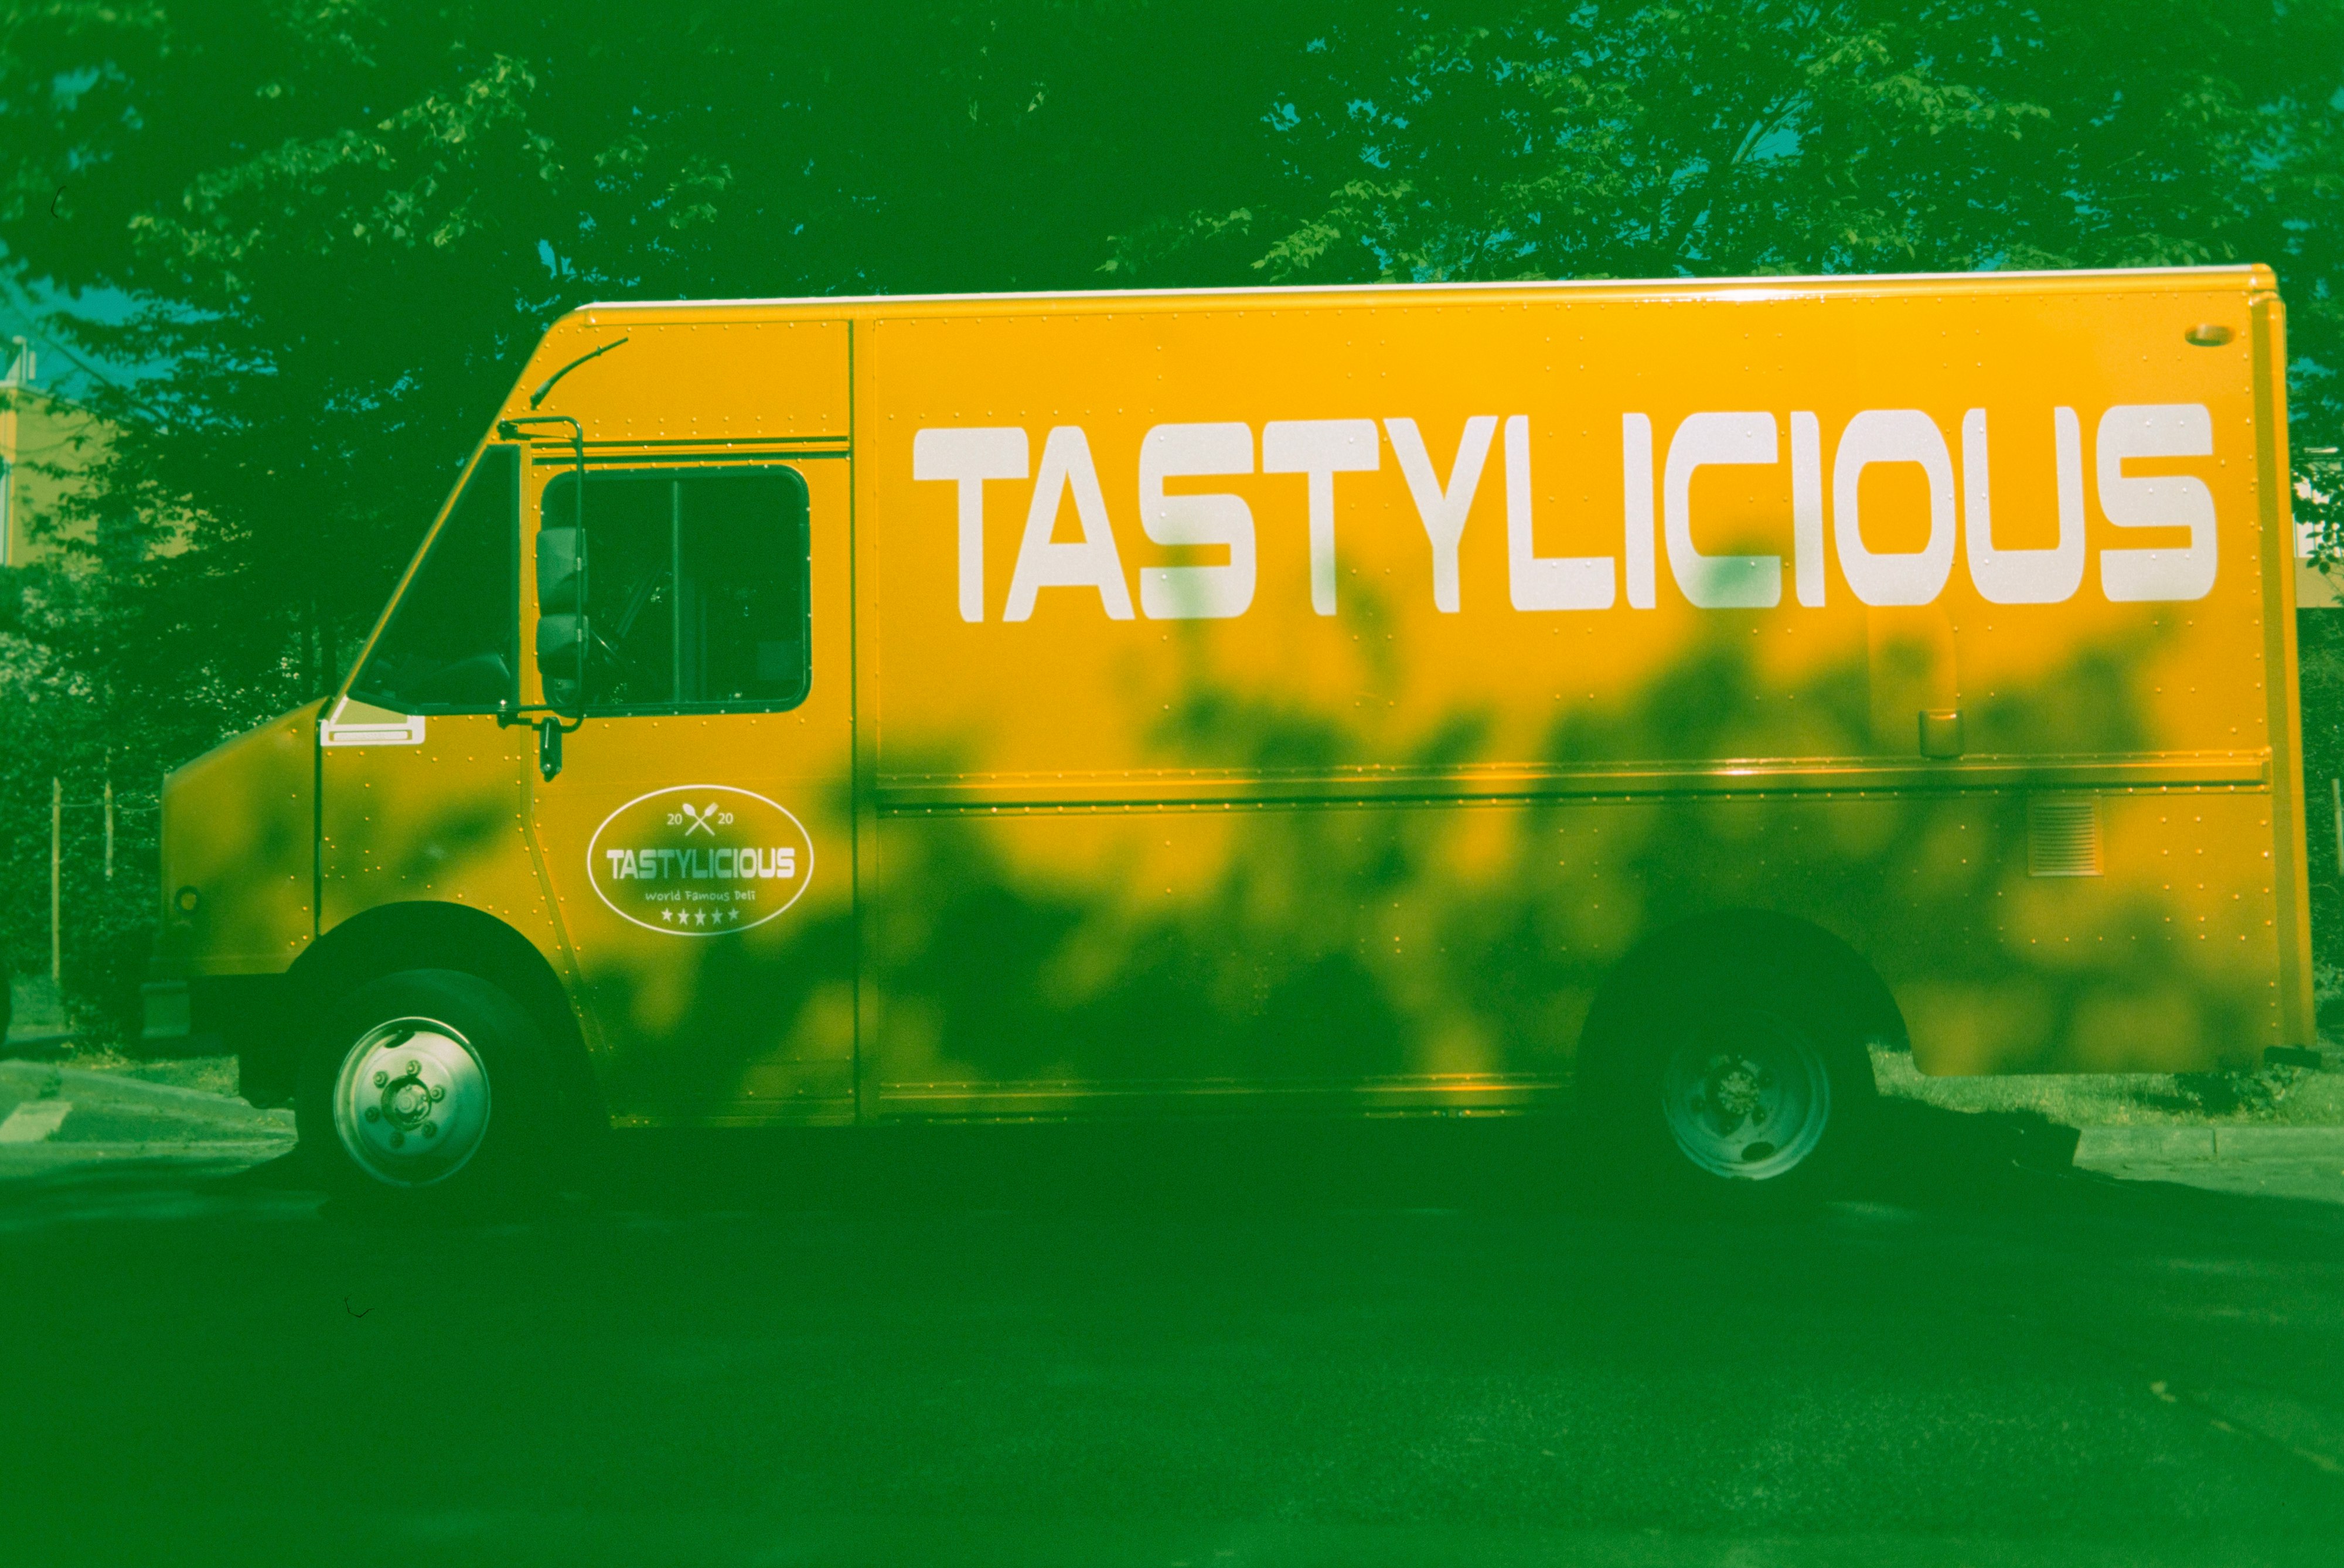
[528, 336, 629, 408]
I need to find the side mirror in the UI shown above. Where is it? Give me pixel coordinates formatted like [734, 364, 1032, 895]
[535, 524, 587, 712]
[536, 613, 585, 712]
[537, 524, 585, 612]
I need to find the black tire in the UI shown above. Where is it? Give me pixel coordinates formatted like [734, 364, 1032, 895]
[296, 968, 556, 1208]
[1579, 964, 1880, 1208]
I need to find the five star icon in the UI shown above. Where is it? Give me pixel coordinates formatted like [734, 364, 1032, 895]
[656, 906, 746, 928]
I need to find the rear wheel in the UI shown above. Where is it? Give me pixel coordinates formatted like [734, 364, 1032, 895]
[1583, 973, 1878, 1205]
[298, 969, 551, 1205]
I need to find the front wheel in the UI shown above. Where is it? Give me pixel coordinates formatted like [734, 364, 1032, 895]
[297, 969, 551, 1204]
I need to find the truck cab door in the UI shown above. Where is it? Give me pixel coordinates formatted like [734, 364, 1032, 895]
[321, 444, 541, 944]
[519, 454, 857, 1126]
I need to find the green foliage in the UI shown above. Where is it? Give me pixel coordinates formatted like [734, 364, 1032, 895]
[1109, 7, 2340, 384]
[0, 554, 162, 1042]
[1, 1, 2340, 1027]
[2295, 611, 2344, 1000]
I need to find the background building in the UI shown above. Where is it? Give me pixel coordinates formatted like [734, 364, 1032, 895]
[1, 338, 115, 570]
[1, 337, 115, 571]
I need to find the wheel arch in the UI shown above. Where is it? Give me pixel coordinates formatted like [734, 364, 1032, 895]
[283, 901, 604, 1134]
[1577, 908, 1907, 1083]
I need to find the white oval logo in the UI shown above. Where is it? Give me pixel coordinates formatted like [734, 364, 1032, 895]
[585, 785, 815, 936]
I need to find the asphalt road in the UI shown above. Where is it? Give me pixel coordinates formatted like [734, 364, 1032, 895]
[4, 1102, 2343, 1567]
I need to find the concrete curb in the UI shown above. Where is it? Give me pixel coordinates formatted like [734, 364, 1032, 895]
[2074, 1124, 2344, 1164]
[0, 1060, 275, 1112]
[0, 1059, 291, 1150]
[0, 1138, 292, 1164]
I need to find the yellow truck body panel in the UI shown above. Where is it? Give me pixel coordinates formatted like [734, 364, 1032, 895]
[161, 266, 2312, 1126]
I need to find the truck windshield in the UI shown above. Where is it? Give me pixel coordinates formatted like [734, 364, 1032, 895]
[349, 446, 519, 713]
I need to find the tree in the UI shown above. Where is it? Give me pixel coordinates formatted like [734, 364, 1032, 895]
[0, 1, 1345, 1027]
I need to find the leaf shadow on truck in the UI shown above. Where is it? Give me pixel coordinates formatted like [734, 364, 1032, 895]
[170, 575, 2284, 1220]
[568, 610, 2261, 1157]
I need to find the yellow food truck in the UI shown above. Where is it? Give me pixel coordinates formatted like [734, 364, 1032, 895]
[151, 264, 2311, 1202]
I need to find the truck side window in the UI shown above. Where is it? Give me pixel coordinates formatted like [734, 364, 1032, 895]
[350, 445, 519, 713]
[543, 466, 810, 713]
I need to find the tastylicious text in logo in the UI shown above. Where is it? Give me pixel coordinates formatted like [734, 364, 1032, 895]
[912, 405, 2217, 622]
[585, 785, 815, 936]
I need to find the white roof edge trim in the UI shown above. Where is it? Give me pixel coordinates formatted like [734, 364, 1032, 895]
[569, 264, 2271, 317]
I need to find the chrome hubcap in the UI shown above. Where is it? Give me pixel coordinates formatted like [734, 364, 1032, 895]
[1658, 1011, 1832, 1181]
[331, 1016, 490, 1187]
